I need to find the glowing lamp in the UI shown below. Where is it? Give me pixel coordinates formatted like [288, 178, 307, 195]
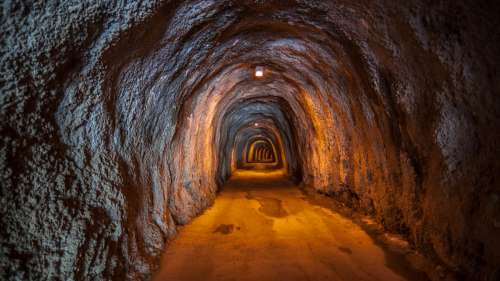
[255, 66, 264, 77]
[254, 122, 259, 127]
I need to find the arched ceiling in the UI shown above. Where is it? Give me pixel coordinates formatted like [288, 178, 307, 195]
[2, 0, 499, 280]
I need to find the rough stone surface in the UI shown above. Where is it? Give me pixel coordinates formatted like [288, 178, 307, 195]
[1, 0, 499, 280]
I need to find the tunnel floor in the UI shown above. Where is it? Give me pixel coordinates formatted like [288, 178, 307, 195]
[153, 170, 428, 281]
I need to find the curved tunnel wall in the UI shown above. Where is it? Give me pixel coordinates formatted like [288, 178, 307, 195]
[1, 1, 500, 280]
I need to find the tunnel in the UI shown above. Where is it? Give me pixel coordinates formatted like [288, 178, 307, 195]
[1, 1, 500, 281]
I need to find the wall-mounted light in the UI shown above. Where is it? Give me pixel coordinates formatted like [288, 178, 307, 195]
[254, 122, 259, 127]
[255, 66, 264, 77]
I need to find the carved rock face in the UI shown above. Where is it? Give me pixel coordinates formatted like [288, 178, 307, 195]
[1, 0, 499, 280]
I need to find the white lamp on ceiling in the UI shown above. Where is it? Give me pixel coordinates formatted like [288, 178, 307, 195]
[255, 66, 264, 77]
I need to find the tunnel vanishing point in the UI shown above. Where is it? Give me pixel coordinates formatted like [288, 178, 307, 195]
[1, 1, 500, 280]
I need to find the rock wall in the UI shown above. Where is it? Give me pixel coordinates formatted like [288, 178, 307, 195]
[1, 0, 499, 280]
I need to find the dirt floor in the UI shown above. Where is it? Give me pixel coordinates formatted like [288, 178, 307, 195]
[153, 170, 429, 281]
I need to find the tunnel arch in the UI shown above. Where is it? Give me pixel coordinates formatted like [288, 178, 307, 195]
[243, 135, 281, 166]
[77, 4, 500, 278]
[214, 95, 305, 184]
[246, 138, 278, 163]
[2, 1, 500, 280]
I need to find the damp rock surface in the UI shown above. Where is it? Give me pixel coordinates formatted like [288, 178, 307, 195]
[1, 1, 500, 280]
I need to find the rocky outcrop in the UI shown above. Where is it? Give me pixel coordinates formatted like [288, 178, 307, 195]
[1, 0, 499, 280]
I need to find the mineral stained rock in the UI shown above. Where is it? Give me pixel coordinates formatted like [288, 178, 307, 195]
[1, 0, 499, 280]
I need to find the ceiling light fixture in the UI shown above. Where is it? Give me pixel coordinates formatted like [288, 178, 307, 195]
[255, 66, 264, 77]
